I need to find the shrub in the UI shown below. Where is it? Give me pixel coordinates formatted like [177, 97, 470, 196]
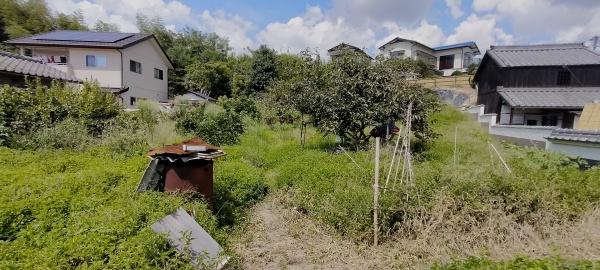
[15, 118, 95, 151]
[0, 148, 225, 269]
[100, 112, 149, 156]
[0, 81, 121, 146]
[451, 70, 464, 76]
[175, 103, 244, 146]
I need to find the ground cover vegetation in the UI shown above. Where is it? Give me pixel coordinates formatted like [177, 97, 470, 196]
[1, 2, 599, 268]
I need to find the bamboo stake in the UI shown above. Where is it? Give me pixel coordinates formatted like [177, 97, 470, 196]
[373, 137, 381, 246]
[453, 126, 458, 170]
[490, 143, 511, 173]
[384, 128, 402, 192]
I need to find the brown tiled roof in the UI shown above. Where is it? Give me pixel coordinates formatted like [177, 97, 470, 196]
[0, 51, 80, 82]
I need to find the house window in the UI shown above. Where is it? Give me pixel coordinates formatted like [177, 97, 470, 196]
[130, 60, 142, 74]
[390, 50, 405, 59]
[154, 68, 164, 80]
[130, 96, 137, 106]
[24, 48, 33, 57]
[557, 71, 570, 85]
[439, 54, 455, 70]
[86, 55, 107, 67]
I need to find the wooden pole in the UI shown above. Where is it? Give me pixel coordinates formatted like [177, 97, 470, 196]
[490, 143, 511, 173]
[384, 129, 402, 192]
[453, 126, 458, 170]
[373, 137, 380, 246]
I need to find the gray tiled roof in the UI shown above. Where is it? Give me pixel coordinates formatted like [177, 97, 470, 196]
[498, 87, 600, 108]
[0, 51, 79, 82]
[488, 43, 600, 67]
[546, 129, 600, 144]
[6, 30, 152, 49]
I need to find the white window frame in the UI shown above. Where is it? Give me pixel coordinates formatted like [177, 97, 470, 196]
[86, 55, 107, 68]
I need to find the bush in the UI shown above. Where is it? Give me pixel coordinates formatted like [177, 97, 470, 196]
[432, 256, 598, 269]
[14, 118, 95, 151]
[0, 148, 225, 269]
[175, 103, 244, 146]
[101, 113, 150, 157]
[0, 81, 121, 146]
[451, 70, 464, 76]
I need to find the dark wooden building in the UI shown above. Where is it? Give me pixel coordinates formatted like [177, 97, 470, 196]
[473, 43, 600, 128]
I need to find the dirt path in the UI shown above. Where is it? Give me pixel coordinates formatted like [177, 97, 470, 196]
[232, 194, 383, 269]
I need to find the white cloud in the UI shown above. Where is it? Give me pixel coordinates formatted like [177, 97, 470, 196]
[446, 14, 513, 51]
[196, 10, 255, 54]
[445, 0, 464, 19]
[472, 0, 600, 44]
[47, 0, 255, 53]
[377, 20, 445, 48]
[258, 6, 375, 57]
[331, 0, 434, 25]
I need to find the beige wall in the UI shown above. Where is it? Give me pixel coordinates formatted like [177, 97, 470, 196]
[68, 48, 122, 88]
[121, 39, 169, 107]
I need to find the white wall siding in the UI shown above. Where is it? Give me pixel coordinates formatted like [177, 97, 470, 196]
[69, 48, 122, 88]
[546, 141, 600, 161]
[121, 39, 169, 107]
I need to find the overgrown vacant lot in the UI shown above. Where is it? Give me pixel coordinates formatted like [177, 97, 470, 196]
[1, 106, 599, 269]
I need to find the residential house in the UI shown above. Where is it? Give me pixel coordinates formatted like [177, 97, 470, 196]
[473, 43, 600, 128]
[6, 30, 174, 107]
[378, 37, 480, 76]
[328, 43, 372, 61]
[0, 50, 80, 86]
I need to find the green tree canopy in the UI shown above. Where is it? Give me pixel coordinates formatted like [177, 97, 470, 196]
[94, 20, 119, 32]
[0, 0, 87, 38]
[184, 61, 232, 98]
[249, 44, 278, 94]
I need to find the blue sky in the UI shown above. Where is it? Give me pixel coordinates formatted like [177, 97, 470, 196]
[49, 0, 600, 55]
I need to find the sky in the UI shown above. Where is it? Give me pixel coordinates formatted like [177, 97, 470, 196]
[48, 0, 600, 56]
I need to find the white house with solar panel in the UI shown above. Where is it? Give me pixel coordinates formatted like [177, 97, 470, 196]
[378, 37, 480, 76]
[6, 30, 174, 108]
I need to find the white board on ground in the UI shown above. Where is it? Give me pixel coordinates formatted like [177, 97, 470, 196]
[151, 208, 229, 270]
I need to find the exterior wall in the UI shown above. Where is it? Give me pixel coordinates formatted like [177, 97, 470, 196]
[475, 57, 503, 114]
[433, 48, 465, 75]
[380, 41, 435, 62]
[489, 124, 554, 148]
[68, 48, 122, 88]
[546, 140, 600, 161]
[503, 65, 600, 87]
[121, 39, 170, 107]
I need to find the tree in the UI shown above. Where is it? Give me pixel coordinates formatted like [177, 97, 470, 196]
[0, 15, 8, 42]
[249, 45, 278, 94]
[294, 52, 440, 149]
[94, 20, 119, 32]
[135, 14, 231, 97]
[184, 61, 232, 98]
[54, 11, 87, 31]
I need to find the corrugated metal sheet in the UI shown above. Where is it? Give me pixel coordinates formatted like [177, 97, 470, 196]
[498, 87, 600, 108]
[546, 129, 600, 143]
[0, 51, 79, 82]
[488, 43, 600, 67]
[152, 208, 229, 269]
[147, 138, 223, 158]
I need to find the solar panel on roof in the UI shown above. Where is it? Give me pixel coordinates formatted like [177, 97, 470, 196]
[32, 31, 134, 43]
